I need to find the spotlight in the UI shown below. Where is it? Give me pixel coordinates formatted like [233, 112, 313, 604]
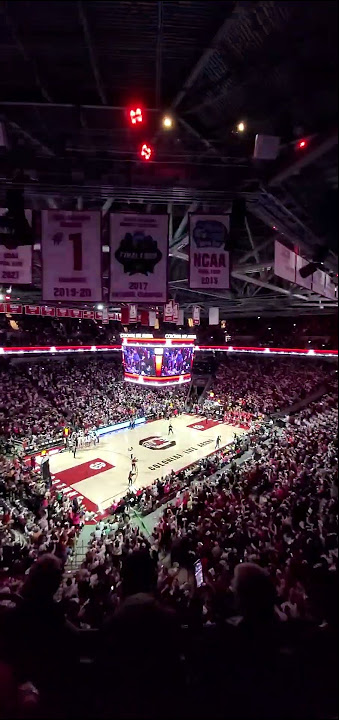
[129, 107, 143, 125]
[296, 139, 307, 150]
[140, 143, 152, 160]
[237, 122, 245, 133]
[97, 303, 104, 310]
[162, 115, 173, 129]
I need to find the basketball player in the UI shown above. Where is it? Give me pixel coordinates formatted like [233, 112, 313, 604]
[215, 435, 221, 450]
[72, 435, 78, 459]
[168, 421, 173, 436]
[128, 469, 134, 487]
[131, 456, 138, 472]
[128, 447, 133, 461]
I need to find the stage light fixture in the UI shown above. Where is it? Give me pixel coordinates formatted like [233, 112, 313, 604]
[297, 139, 307, 150]
[237, 122, 245, 132]
[97, 303, 104, 310]
[162, 115, 173, 129]
[140, 143, 152, 160]
[129, 107, 143, 125]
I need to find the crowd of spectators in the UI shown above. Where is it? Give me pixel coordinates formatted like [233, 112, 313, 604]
[0, 355, 333, 452]
[0, 315, 118, 348]
[0, 450, 84, 571]
[0, 385, 337, 718]
[1, 312, 337, 350]
[202, 356, 332, 416]
[0, 358, 188, 449]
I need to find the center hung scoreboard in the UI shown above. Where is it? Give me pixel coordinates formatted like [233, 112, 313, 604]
[121, 334, 196, 386]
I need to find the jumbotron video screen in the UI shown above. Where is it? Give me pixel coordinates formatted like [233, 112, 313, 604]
[122, 342, 194, 386]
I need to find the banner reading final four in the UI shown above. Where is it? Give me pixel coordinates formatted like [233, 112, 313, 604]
[189, 214, 230, 289]
[0, 209, 33, 284]
[109, 213, 169, 303]
[41, 210, 102, 302]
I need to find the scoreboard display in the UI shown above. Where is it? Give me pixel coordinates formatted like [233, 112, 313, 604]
[122, 335, 195, 386]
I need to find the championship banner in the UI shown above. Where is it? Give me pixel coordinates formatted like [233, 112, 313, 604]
[172, 302, 179, 324]
[83, 310, 95, 320]
[41, 210, 102, 303]
[0, 209, 33, 285]
[25, 305, 40, 315]
[129, 304, 138, 323]
[56, 307, 70, 318]
[274, 241, 296, 284]
[164, 300, 174, 323]
[109, 213, 169, 303]
[69, 308, 83, 319]
[41, 306, 56, 317]
[193, 306, 200, 326]
[0, 303, 23, 314]
[189, 215, 230, 290]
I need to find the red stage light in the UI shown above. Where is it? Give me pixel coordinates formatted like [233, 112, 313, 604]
[140, 143, 152, 160]
[297, 139, 307, 149]
[129, 107, 143, 125]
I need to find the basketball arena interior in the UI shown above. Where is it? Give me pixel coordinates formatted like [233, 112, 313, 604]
[0, 2, 338, 719]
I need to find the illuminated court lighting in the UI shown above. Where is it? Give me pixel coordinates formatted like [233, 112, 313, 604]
[162, 115, 173, 129]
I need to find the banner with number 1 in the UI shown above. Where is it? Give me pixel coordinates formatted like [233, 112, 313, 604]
[41, 211, 102, 302]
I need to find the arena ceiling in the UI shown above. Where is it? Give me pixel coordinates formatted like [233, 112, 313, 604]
[0, 0, 337, 318]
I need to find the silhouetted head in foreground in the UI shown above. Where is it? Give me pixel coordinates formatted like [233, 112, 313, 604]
[21, 554, 62, 603]
[232, 562, 276, 623]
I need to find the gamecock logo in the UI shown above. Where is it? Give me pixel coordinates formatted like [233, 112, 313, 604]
[89, 461, 106, 470]
[139, 435, 176, 451]
[191, 424, 205, 430]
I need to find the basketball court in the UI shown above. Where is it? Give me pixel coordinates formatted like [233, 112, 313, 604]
[49, 415, 246, 517]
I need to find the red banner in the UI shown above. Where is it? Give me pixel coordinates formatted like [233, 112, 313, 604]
[0, 303, 23, 314]
[25, 305, 41, 315]
[8, 303, 23, 314]
[41, 306, 56, 317]
[56, 308, 70, 318]
[140, 309, 149, 326]
[0, 303, 121, 320]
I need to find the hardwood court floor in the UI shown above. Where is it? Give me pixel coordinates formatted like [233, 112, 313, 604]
[49, 415, 246, 513]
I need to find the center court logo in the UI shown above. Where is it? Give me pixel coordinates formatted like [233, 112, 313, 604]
[190, 424, 205, 430]
[139, 435, 176, 451]
[89, 461, 106, 470]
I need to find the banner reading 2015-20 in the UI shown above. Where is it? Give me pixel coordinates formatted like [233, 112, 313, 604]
[41, 210, 102, 302]
[109, 213, 169, 303]
[189, 214, 230, 290]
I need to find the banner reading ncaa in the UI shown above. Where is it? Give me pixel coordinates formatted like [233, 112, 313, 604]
[109, 213, 169, 303]
[189, 214, 230, 290]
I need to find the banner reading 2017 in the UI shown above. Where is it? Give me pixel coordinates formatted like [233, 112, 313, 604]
[109, 213, 169, 303]
[189, 214, 230, 290]
[41, 210, 102, 302]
